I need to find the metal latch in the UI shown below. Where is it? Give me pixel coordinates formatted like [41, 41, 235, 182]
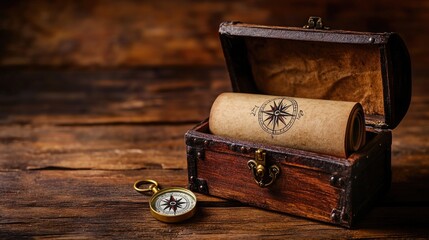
[247, 149, 280, 188]
[303, 16, 330, 30]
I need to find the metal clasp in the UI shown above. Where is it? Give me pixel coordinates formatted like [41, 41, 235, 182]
[247, 149, 280, 188]
[303, 16, 330, 30]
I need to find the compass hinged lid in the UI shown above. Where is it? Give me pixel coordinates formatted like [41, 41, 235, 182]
[219, 19, 411, 129]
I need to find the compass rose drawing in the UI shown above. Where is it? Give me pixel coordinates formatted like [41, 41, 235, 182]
[161, 194, 185, 214]
[258, 97, 298, 135]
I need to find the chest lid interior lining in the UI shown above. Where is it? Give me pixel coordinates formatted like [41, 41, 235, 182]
[219, 22, 411, 129]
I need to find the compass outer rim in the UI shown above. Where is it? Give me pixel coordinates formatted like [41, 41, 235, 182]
[149, 187, 197, 223]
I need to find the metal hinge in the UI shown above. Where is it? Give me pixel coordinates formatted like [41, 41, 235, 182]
[303, 16, 330, 30]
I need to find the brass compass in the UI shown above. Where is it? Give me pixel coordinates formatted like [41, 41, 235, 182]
[133, 179, 197, 223]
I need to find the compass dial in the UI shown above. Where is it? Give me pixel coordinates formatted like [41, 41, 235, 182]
[150, 188, 197, 222]
[258, 97, 298, 135]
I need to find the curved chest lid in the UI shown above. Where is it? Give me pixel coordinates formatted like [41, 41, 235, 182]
[219, 21, 411, 129]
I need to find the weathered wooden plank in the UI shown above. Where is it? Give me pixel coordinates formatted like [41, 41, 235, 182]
[1, 0, 428, 71]
[0, 122, 427, 169]
[0, 170, 228, 239]
[0, 170, 428, 239]
[0, 124, 191, 170]
[0, 67, 230, 125]
[0, 69, 427, 126]
[0, 65, 427, 238]
[0, 118, 427, 204]
[2, 207, 428, 239]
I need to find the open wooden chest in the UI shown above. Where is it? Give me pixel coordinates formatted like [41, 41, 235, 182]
[185, 18, 411, 228]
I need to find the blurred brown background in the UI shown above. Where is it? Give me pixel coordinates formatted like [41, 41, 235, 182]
[1, 1, 429, 238]
[1, 0, 428, 71]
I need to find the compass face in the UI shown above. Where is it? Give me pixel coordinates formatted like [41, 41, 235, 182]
[151, 188, 196, 217]
[258, 97, 298, 135]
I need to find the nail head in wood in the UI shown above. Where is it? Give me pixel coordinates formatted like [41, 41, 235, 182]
[229, 144, 236, 151]
[240, 146, 246, 153]
[331, 211, 340, 222]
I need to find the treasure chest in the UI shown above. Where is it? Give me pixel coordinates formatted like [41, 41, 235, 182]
[185, 17, 411, 228]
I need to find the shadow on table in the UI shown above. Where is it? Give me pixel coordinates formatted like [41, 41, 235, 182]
[355, 165, 429, 234]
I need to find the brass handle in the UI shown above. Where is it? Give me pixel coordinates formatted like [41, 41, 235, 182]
[247, 149, 280, 188]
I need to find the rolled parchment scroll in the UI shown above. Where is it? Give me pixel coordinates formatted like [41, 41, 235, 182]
[209, 93, 366, 158]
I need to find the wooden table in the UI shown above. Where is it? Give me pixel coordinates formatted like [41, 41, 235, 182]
[1, 67, 428, 239]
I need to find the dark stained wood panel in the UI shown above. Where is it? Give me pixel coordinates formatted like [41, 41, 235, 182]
[0, 67, 230, 125]
[1, 0, 428, 71]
